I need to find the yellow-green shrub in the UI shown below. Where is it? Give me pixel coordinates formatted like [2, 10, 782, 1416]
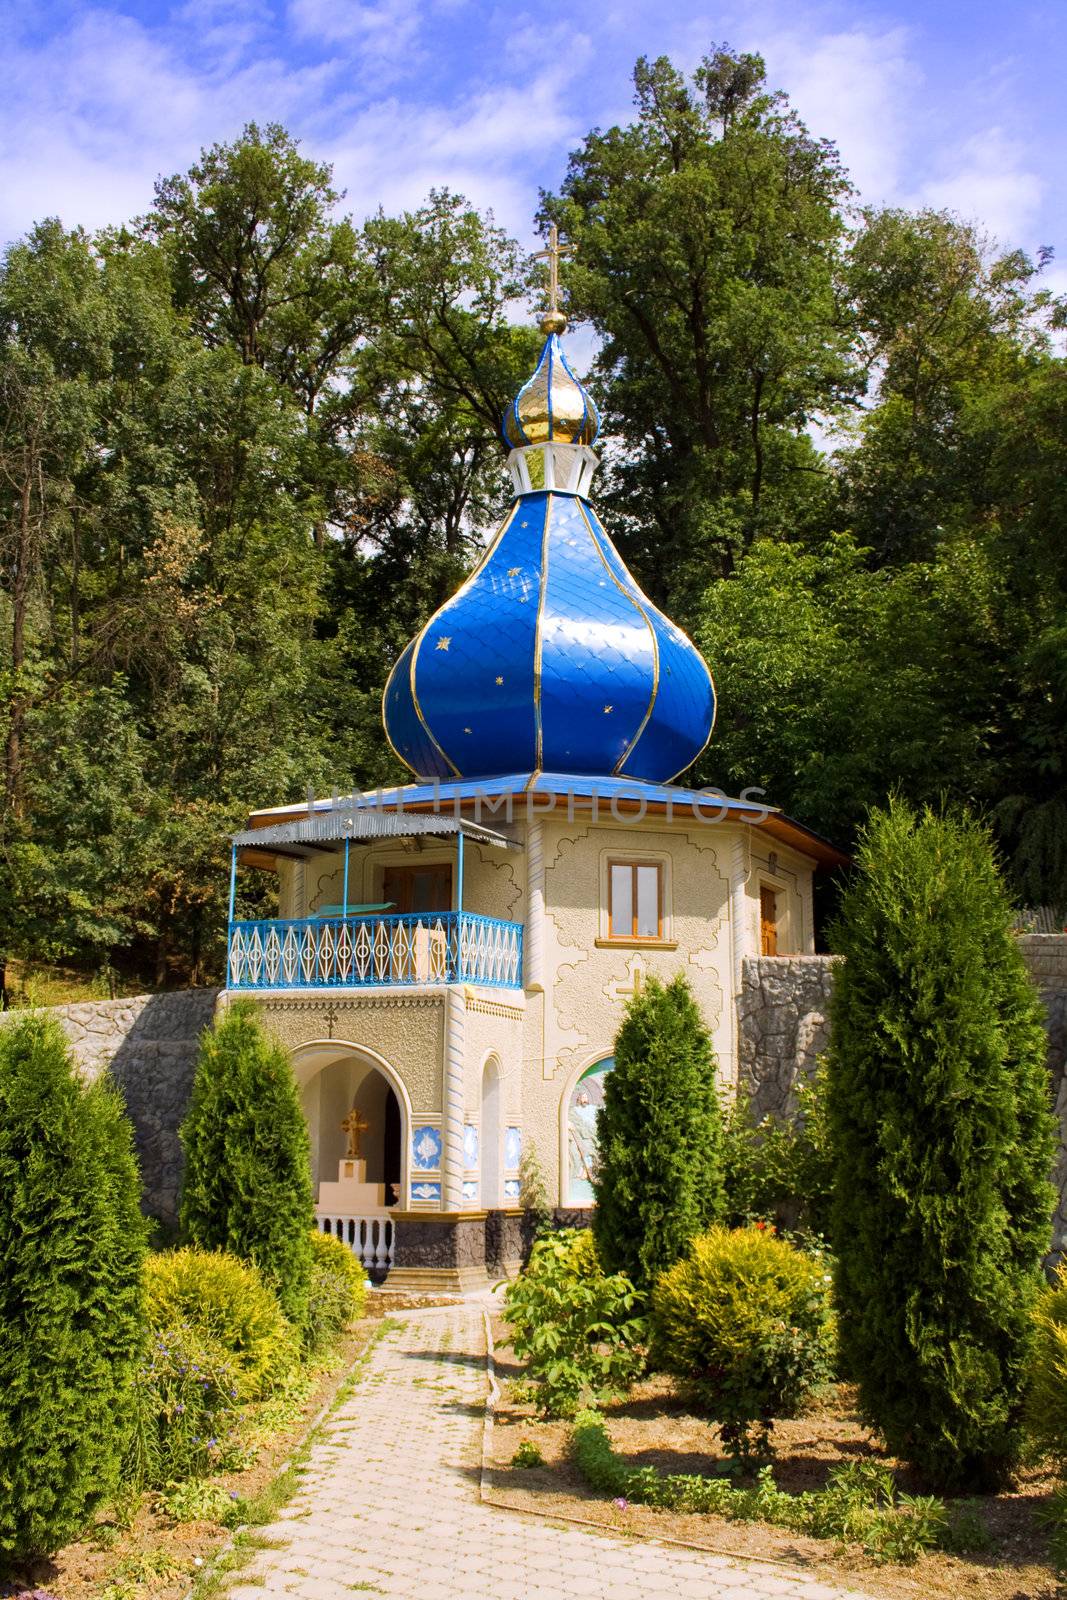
[306, 1229, 368, 1349]
[1026, 1267, 1067, 1463]
[650, 1225, 834, 1465]
[146, 1247, 295, 1399]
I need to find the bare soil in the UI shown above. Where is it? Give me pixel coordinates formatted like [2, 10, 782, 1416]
[488, 1318, 1065, 1600]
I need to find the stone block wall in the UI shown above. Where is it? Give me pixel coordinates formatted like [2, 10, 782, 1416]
[737, 955, 838, 1122]
[738, 936, 1067, 1258]
[1, 989, 220, 1225]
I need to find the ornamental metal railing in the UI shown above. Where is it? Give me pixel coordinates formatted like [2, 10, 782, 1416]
[227, 910, 523, 991]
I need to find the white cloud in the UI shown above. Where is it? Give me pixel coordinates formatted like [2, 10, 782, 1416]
[287, 0, 423, 63]
[771, 25, 920, 205]
[915, 128, 1045, 247]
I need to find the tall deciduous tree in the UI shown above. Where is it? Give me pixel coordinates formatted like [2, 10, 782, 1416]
[542, 45, 855, 608]
[827, 801, 1056, 1490]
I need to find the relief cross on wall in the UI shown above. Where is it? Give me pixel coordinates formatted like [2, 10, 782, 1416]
[607, 955, 649, 1003]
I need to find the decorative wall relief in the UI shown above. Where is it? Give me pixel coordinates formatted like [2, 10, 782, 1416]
[411, 1181, 442, 1202]
[411, 1125, 443, 1171]
[566, 1056, 613, 1204]
[463, 1124, 479, 1168]
[504, 1126, 522, 1171]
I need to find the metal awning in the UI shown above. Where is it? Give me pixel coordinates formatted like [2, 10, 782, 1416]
[232, 810, 522, 859]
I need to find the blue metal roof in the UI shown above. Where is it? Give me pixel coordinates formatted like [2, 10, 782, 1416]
[382, 491, 715, 785]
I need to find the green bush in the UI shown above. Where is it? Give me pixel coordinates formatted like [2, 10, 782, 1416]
[180, 999, 314, 1330]
[828, 801, 1057, 1491]
[306, 1229, 368, 1350]
[650, 1225, 834, 1466]
[1025, 1267, 1067, 1464]
[125, 1323, 241, 1489]
[594, 974, 724, 1290]
[502, 1229, 645, 1417]
[146, 1247, 295, 1399]
[721, 1064, 834, 1237]
[0, 1013, 147, 1560]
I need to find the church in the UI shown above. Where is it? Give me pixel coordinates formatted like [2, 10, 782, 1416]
[225, 277, 845, 1290]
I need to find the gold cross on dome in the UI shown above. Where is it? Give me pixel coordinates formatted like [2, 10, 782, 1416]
[533, 223, 574, 321]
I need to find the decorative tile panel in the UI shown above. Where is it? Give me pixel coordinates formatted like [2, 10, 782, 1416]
[412, 1125, 443, 1171]
[411, 1181, 442, 1203]
[504, 1179, 521, 1201]
[504, 1126, 522, 1171]
[463, 1124, 479, 1168]
[462, 1179, 479, 1202]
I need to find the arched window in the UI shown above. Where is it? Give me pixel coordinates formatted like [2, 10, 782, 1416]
[566, 1057, 613, 1204]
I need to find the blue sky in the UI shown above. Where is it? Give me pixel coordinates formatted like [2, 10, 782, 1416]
[2, 0, 1064, 295]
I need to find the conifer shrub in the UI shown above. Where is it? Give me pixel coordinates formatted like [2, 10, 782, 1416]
[1025, 1267, 1067, 1464]
[502, 1229, 645, 1417]
[145, 1248, 296, 1399]
[180, 999, 314, 1330]
[306, 1229, 368, 1350]
[650, 1225, 834, 1466]
[827, 801, 1056, 1491]
[0, 1013, 147, 1560]
[593, 974, 724, 1289]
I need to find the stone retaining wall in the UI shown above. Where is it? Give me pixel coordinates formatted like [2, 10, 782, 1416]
[738, 935, 1067, 1256]
[1, 989, 220, 1225]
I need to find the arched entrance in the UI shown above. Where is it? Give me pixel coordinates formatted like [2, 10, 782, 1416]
[292, 1041, 410, 1209]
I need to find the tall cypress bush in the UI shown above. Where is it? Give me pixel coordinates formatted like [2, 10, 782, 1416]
[0, 1014, 146, 1560]
[828, 801, 1056, 1490]
[593, 974, 723, 1289]
[180, 999, 313, 1330]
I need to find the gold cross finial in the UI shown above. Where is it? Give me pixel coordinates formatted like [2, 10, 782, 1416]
[533, 223, 574, 334]
[341, 1108, 370, 1160]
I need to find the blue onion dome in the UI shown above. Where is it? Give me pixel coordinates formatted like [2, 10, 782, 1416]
[382, 324, 715, 785]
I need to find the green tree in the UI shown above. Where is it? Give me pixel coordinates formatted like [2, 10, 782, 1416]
[593, 974, 723, 1289]
[695, 532, 1002, 848]
[180, 999, 314, 1330]
[0, 1014, 146, 1558]
[827, 801, 1056, 1490]
[542, 44, 855, 608]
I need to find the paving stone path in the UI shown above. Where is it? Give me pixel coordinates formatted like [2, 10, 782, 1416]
[230, 1305, 874, 1600]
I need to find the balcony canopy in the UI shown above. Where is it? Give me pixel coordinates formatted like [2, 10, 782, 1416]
[232, 809, 521, 862]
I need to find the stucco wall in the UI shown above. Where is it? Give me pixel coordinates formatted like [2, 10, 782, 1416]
[0, 989, 221, 1225]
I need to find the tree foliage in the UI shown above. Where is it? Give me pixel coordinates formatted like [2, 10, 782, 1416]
[827, 801, 1057, 1490]
[1, 51, 1066, 989]
[179, 999, 314, 1330]
[0, 1014, 146, 1558]
[593, 974, 724, 1289]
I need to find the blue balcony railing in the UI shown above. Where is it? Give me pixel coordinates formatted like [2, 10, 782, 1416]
[227, 911, 523, 992]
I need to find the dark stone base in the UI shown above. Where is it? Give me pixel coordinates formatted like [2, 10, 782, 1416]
[389, 1205, 596, 1288]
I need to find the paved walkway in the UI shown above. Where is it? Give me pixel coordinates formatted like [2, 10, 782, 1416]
[230, 1306, 873, 1600]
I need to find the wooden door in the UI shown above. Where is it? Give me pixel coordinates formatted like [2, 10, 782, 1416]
[760, 885, 779, 956]
[382, 863, 452, 915]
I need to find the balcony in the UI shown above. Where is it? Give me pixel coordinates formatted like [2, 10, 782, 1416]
[227, 909, 523, 992]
